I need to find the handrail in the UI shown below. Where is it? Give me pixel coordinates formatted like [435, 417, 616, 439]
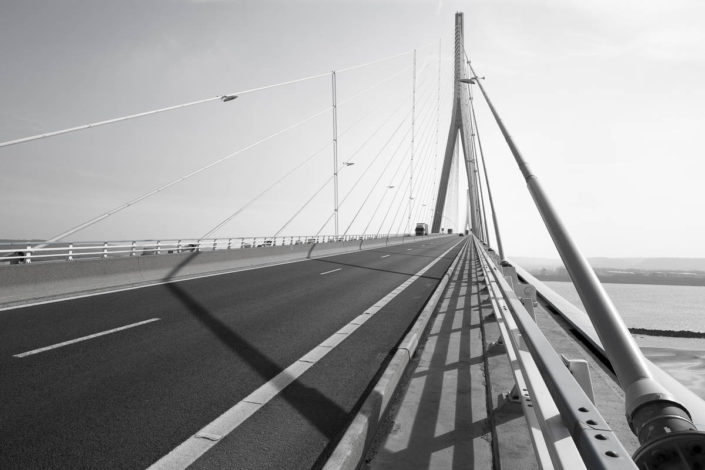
[511, 262, 705, 429]
[474, 236, 637, 469]
[0, 233, 433, 264]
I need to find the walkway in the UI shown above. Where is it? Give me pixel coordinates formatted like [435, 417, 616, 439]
[366, 241, 537, 469]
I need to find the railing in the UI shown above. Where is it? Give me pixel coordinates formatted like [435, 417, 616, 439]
[474, 236, 637, 469]
[0, 233, 426, 264]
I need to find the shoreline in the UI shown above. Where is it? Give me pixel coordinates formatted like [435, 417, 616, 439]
[633, 334, 705, 400]
[533, 272, 705, 287]
[630, 328, 705, 339]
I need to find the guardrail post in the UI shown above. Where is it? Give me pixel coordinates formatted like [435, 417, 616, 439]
[176, 240, 182, 253]
[212, 239, 217, 251]
[561, 355, 595, 403]
[156, 241, 161, 255]
[227, 238, 232, 249]
[131, 241, 136, 256]
[103, 242, 108, 259]
[519, 298, 535, 320]
[67, 243, 73, 261]
[25, 245, 32, 264]
[502, 265, 519, 290]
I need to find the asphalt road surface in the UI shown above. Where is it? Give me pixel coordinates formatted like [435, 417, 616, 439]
[0, 236, 464, 469]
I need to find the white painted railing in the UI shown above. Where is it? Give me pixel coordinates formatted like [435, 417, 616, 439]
[0, 233, 426, 264]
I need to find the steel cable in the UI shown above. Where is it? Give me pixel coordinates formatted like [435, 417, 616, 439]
[314, 72, 436, 235]
[333, 75, 438, 235]
[36, 63, 416, 245]
[0, 50, 419, 150]
[199, 76, 411, 239]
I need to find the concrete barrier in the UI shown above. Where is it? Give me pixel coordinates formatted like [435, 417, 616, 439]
[0, 235, 450, 308]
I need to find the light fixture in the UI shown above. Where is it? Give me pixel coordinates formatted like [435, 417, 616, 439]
[459, 76, 484, 85]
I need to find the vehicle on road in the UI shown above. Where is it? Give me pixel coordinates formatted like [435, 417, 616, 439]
[415, 223, 428, 236]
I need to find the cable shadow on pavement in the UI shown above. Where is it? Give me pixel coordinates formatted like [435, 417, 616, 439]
[163, 252, 348, 440]
[365, 247, 456, 261]
[315, 254, 460, 281]
[370, 245, 516, 469]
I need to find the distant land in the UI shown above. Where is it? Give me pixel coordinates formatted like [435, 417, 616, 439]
[512, 256, 705, 287]
[3, 240, 705, 288]
[511, 256, 705, 272]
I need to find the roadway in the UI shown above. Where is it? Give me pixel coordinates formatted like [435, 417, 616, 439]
[0, 235, 464, 469]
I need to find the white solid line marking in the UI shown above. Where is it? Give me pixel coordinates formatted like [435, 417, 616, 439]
[148, 239, 464, 470]
[406, 248, 413, 251]
[381, 254, 390, 258]
[320, 268, 342, 275]
[13, 318, 160, 358]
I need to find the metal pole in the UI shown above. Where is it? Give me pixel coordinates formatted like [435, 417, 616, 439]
[465, 87, 489, 243]
[469, 86, 504, 258]
[466, 91, 489, 243]
[408, 50, 416, 234]
[468, 61, 704, 464]
[468, 134, 485, 241]
[331, 71, 339, 238]
[430, 40, 441, 225]
[458, 128, 478, 236]
[465, 189, 471, 234]
[472, 135, 490, 243]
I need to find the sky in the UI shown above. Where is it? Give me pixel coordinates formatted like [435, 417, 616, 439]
[1, 0, 705, 258]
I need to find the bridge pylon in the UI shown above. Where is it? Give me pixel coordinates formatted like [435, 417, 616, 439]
[431, 12, 483, 237]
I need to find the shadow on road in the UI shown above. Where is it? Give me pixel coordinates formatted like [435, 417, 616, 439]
[163, 253, 348, 440]
[368, 243, 524, 469]
[314, 246, 462, 280]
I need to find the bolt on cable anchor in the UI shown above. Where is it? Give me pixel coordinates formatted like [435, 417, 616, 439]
[630, 397, 705, 469]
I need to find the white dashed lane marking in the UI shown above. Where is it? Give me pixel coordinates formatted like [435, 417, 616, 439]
[13, 318, 161, 358]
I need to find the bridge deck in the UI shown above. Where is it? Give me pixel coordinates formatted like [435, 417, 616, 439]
[1, 235, 663, 469]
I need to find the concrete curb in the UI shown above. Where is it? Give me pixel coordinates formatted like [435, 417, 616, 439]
[322, 240, 467, 470]
[0, 235, 451, 309]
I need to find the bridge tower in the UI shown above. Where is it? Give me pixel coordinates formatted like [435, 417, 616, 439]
[431, 13, 483, 237]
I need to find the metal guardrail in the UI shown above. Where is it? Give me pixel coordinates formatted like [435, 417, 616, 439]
[512, 262, 705, 430]
[0, 233, 423, 264]
[474, 236, 638, 469]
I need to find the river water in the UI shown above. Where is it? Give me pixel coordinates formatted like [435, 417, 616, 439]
[544, 281, 705, 398]
[543, 281, 705, 333]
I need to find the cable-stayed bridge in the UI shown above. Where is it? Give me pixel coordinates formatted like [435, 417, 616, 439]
[2, 12, 705, 470]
